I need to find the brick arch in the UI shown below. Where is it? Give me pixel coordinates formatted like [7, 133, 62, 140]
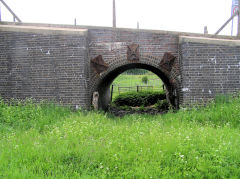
[90, 55, 180, 110]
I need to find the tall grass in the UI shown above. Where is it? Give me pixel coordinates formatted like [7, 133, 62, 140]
[0, 98, 72, 133]
[0, 97, 240, 178]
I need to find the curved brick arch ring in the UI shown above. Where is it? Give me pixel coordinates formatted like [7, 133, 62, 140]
[89, 54, 181, 110]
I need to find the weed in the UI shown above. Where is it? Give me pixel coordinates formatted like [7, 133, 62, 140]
[215, 93, 233, 104]
[154, 99, 169, 110]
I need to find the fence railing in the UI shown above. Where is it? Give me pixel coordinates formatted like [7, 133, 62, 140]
[110, 84, 164, 101]
[118, 85, 154, 94]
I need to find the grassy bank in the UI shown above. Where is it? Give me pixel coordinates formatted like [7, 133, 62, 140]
[0, 98, 240, 178]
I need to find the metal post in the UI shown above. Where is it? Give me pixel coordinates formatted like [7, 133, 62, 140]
[74, 18, 77, 26]
[231, 1, 234, 36]
[113, 0, 116, 28]
[238, 0, 240, 36]
[13, 16, 15, 22]
[0, 3, 1, 21]
[215, 10, 238, 35]
[110, 85, 114, 102]
[204, 26, 208, 35]
[0, 0, 21, 22]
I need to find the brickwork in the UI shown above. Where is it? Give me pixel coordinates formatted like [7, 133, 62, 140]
[87, 28, 180, 109]
[88, 28, 178, 65]
[89, 54, 181, 110]
[0, 25, 89, 108]
[179, 36, 240, 106]
[0, 23, 240, 109]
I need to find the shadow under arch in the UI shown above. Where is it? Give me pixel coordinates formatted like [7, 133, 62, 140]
[90, 56, 179, 111]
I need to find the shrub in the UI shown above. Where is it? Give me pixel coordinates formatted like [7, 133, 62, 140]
[154, 99, 169, 110]
[113, 91, 166, 107]
[124, 68, 148, 75]
[141, 76, 148, 84]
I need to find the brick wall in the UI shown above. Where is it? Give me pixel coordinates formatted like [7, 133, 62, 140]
[180, 36, 240, 106]
[0, 26, 89, 108]
[1, 23, 240, 109]
[88, 28, 178, 65]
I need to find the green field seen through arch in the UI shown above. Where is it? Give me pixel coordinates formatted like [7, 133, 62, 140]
[111, 69, 164, 100]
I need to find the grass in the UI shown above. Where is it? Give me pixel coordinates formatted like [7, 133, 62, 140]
[0, 97, 240, 178]
[111, 72, 163, 99]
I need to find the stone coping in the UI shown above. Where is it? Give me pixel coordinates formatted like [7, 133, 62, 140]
[179, 35, 240, 46]
[0, 21, 238, 40]
[0, 24, 88, 35]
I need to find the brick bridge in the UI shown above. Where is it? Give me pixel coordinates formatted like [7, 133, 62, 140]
[1, 22, 240, 110]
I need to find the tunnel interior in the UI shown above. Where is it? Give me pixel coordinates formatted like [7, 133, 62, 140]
[95, 63, 178, 111]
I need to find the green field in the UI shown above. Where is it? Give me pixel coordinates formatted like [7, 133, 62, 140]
[111, 72, 163, 99]
[0, 97, 240, 178]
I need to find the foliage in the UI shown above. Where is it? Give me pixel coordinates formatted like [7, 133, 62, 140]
[154, 99, 169, 110]
[141, 76, 148, 84]
[123, 68, 148, 75]
[113, 91, 166, 107]
[0, 97, 240, 178]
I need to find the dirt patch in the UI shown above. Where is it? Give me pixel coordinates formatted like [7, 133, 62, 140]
[108, 105, 168, 117]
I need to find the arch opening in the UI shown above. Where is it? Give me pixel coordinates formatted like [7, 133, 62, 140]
[92, 62, 179, 111]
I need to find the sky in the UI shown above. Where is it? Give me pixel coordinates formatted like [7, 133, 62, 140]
[0, 0, 238, 36]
